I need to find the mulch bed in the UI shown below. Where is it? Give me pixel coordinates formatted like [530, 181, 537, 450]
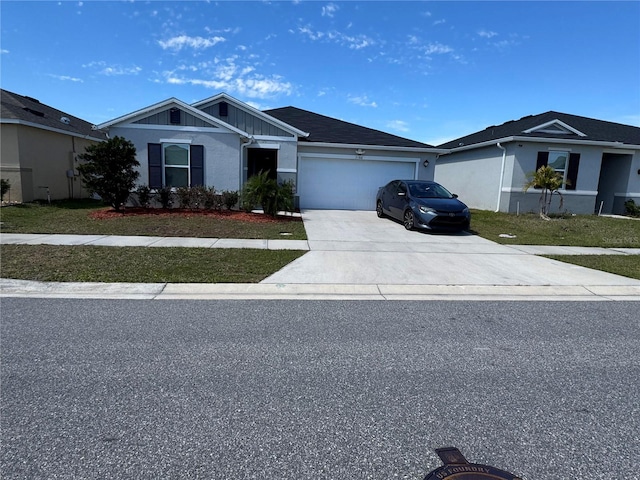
[89, 207, 301, 223]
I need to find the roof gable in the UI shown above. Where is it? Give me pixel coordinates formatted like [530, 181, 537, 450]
[1, 88, 107, 140]
[522, 119, 587, 137]
[193, 93, 309, 138]
[439, 111, 640, 149]
[264, 106, 433, 148]
[97, 97, 249, 136]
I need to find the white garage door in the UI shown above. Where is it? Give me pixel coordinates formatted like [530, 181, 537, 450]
[298, 157, 416, 210]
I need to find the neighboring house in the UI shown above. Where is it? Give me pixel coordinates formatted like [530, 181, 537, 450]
[435, 111, 640, 215]
[97, 93, 437, 210]
[0, 89, 108, 203]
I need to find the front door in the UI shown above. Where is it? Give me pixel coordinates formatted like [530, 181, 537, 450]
[595, 153, 632, 214]
[247, 148, 278, 180]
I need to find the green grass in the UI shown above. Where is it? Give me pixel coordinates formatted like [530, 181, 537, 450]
[0, 199, 307, 240]
[544, 255, 640, 280]
[2, 201, 639, 283]
[471, 209, 640, 247]
[0, 245, 305, 283]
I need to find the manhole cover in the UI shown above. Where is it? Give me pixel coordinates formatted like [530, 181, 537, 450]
[423, 447, 522, 480]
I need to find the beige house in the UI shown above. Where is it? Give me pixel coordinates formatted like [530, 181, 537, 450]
[1, 89, 107, 203]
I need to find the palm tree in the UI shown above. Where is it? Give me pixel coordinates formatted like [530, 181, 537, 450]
[523, 165, 569, 219]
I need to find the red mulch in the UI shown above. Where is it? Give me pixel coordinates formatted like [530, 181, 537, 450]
[89, 207, 301, 223]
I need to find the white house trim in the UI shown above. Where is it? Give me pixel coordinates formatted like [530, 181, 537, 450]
[298, 152, 421, 163]
[523, 119, 588, 137]
[160, 138, 192, 144]
[301, 142, 438, 153]
[96, 97, 250, 137]
[114, 124, 238, 134]
[444, 136, 640, 154]
[253, 143, 280, 150]
[253, 135, 297, 142]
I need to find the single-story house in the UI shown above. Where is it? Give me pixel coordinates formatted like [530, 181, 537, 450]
[435, 111, 640, 215]
[97, 93, 438, 210]
[0, 89, 108, 203]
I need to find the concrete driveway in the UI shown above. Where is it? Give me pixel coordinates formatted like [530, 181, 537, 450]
[261, 210, 640, 286]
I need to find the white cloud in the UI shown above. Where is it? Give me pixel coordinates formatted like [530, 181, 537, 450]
[161, 56, 293, 99]
[348, 95, 377, 108]
[1, 49, 9, 54]
[158, 35, 226, 51]
[478, 30, 498, 39]
[432, 19, 446, 26]
[296, 26, 374, 50]
[387, 120, 409, 133]
[322, 3, 339, 18]
[48, 74, 83, 83]
[422, 42, 453, 55]
[82, 61, 141, 76]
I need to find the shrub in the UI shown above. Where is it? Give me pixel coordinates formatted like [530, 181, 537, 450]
[176, 186, 192, 209]
[625, 199, 640, 217]
[156, 186, 173, 209]
[190, 185, 208, 210]
[136, 185, 152, 208]
[1, 179, 10, 201]
[76, 136, 140, 212]
[222, 190, 239, 210]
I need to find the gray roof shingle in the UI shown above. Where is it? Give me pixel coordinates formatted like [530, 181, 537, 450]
[264, 106, 433, 148]
[1, 89, 108, 141]
[438, 111, 640, 149]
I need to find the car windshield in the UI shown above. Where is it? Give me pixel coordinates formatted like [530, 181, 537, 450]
[408, 182, 453, 199]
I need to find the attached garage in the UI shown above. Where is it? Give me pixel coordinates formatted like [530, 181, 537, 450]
[297, 154, 417, 210]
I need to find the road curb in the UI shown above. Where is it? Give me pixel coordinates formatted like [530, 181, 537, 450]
[2, 279, 639, 301]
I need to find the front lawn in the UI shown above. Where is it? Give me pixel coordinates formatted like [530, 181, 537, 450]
[471, 209, 640, 247]
[0, 199, 307, 240]
[0, 245, 305, 283]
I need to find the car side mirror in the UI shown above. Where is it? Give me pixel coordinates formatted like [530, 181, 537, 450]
[452, 194, 458, 198]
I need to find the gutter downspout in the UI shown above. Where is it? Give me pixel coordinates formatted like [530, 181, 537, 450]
[240, 135, 255, 190]
[496, 142, 507, 212]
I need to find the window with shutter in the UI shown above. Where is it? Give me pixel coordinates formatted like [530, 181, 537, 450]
[535, 150, 579, 189]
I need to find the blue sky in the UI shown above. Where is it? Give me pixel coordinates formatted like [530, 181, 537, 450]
[1, 1, 639, 145]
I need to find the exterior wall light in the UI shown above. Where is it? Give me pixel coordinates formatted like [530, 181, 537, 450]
[423, 159, 430, 167]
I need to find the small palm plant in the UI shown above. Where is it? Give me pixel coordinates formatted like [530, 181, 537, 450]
[241, 171, 293, 217]
[523, 165, 568, 219]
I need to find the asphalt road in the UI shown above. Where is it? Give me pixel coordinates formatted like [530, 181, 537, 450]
[1, 299, 639, 480]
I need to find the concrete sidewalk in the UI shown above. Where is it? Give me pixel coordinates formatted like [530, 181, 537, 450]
[2, 209, 639, 301]
[0, 233, 309, 250]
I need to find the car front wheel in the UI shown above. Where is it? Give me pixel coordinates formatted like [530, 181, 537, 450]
[403, 210, 414, 230]
[376, 201, 385, 218]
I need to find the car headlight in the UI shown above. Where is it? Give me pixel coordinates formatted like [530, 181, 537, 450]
[462, 207, 469, 214]
[419, 205, 437, 214]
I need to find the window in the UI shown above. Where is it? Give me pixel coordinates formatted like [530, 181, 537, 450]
[164, 143, 190, 187]
[148, 143, 204, 189]
[535, 151, 580, 190]
[548, 150, 568, 186]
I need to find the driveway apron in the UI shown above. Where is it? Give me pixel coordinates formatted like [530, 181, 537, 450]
[261, 210, 640, 286]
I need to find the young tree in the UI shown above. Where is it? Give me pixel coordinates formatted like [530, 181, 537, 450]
[523, 165, 567, 219]
[77, 136, 139, 212]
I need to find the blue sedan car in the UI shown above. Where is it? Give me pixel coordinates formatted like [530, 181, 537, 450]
[376, 180, 471, 232]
